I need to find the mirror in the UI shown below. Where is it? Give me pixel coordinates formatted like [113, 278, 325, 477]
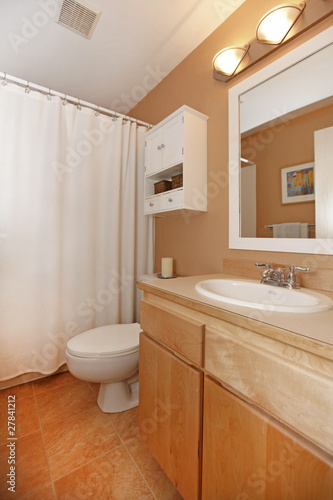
[229, 26, 333, 254]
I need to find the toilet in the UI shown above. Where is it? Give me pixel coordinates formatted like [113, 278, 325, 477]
[66, 323, 142, 413]
[65, 275, 157, 413]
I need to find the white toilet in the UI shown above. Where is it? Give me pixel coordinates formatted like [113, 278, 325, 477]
[66, 322, 142, 413]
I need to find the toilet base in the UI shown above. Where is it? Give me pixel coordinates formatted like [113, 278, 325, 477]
[97, 377, 139, 413]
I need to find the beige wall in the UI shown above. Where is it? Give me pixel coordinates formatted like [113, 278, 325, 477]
[130, 0, 333, 276]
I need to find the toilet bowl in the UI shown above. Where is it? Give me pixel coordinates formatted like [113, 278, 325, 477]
[66, 323, 142, 413]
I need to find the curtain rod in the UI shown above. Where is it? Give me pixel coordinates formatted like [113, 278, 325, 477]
[0, 71, 152, 129]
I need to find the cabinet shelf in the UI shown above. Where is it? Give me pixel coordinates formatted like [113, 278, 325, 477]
[145, 162, 183, 181]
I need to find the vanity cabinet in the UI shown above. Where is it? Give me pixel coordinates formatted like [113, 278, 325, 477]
[138, 280, 333, 500]
[144, 105, 208, 216]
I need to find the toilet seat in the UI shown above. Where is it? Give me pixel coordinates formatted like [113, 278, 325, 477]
[66, 323, 142, 358]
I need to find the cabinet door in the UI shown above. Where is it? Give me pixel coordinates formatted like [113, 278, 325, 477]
[162, 113, 184, 168]
[139, 333, 203, 500]
[202, 377, 332, 500]
[145, 128, 163, 175]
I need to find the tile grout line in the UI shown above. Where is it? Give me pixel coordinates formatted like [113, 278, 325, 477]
[51, 443, 125, 483]
[115, 430, 158, 500]
[32, 382, 57, 500]
[103, 413, 157, 499]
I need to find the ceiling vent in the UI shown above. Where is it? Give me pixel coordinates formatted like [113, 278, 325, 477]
[56, 0, 102, 39]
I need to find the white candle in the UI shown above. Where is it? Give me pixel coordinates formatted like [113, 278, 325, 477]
[161, 257, 173, 278]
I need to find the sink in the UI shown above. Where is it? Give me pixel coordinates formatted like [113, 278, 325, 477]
[195, 279, 333, 313]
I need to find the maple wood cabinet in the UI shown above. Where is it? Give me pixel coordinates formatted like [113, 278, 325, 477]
[138, 283, 333, 499]
[202, 376, 332, 500]
[139, 299, 205, 499]
[139, 333, 202, 500]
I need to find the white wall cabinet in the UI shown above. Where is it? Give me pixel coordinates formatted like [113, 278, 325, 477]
[144, 105, 208, 216]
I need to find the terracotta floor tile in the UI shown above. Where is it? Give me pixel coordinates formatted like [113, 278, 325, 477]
[109, 406, 140, 443]
[43, 406, 122, 480]
[54, 445, 154, 499]
[0, 395, 40, 446]
[33, 371, 78, 395]
[0, 431, 51, 500]
[0, 382, 34, 405]
[126, 436, 179, 500]
[167, 491, 184, 500]
[36, 381, 96, 427]
[89, 382, 100, 396]
[22, 483, 55, 499]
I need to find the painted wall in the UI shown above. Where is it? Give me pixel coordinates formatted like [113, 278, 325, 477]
[241, 103, 333, 238]
[130, 0, 333, 276]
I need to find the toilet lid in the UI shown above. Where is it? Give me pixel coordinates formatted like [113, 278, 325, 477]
[67, 323, 142, 358]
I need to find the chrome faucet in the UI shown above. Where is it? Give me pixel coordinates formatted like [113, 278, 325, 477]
[255, 263, 310, 289]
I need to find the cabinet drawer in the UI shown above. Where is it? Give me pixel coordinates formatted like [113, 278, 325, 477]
[145, 196, 161, 214]
[140, 300, 204, 367]
[161, 189, 183, 210]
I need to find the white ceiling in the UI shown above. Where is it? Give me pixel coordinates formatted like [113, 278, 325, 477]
[0, 0, 246, 114]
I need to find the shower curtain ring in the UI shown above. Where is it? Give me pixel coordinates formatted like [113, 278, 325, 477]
[25, 82, 30, 94]
[47, 89, 52, 101]
[62, 95, 68, 106]
[95, 106, 100, 116]
[77, 99, 81, 110]
[1, 73, 8, 86]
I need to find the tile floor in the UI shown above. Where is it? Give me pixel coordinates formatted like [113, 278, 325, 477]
[0, 371, 183, 499]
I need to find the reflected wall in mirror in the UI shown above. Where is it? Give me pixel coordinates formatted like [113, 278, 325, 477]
[229, 26, 333, 254]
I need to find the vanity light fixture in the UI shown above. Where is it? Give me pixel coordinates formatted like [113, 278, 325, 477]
[256, 2, 306, 44]
[213, 45, 249, 76]
[212, 0, 333, 83]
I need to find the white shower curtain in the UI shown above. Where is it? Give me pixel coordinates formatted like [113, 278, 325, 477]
[0, 83, 153, 381]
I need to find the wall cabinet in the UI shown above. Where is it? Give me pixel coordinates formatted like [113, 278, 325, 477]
[138, 282, 333, 499]
[144, 105, 208, 216]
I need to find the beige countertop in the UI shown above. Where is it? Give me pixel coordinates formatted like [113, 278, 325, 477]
[139, 273, 333, 347]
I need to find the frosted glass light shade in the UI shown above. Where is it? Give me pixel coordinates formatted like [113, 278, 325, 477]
[256, 3, 305, 44]
[213, 45, 249, 76]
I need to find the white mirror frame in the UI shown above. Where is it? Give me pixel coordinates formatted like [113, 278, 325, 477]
[229, 26, 333, 255]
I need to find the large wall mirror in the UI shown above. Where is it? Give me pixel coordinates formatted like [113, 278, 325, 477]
[229, 26, 333, 254]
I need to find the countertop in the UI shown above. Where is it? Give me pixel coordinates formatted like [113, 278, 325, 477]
[138, 273, 333, 347]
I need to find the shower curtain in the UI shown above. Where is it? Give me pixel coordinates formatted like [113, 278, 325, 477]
[0, 82, 153, 381]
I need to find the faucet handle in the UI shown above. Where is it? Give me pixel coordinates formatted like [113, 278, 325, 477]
[288, 265, 310, 288]
[291, 265, 310, 273]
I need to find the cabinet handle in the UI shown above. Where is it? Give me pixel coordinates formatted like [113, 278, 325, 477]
[161, 143, 165, 148]
[149, 202, 154, 207]
[157, 145, 161, 150]
[168, 198, 173, 202]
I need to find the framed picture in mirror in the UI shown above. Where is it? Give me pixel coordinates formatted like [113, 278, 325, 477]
[281, 162, 315, 205]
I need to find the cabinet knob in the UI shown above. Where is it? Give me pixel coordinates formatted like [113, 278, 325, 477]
[161, 143, 165, 148]
[157, 145, 161, 150]
[149, 202, 154, 207]
[168, 198, 173, 202]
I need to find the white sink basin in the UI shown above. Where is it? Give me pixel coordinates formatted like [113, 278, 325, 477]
[195, 279, 333, 313]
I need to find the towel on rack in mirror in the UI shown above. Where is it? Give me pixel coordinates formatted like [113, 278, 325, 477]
[272, 223, 309, 238]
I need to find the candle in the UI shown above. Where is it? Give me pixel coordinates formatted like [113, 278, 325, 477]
[161, 257, 173, 278]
